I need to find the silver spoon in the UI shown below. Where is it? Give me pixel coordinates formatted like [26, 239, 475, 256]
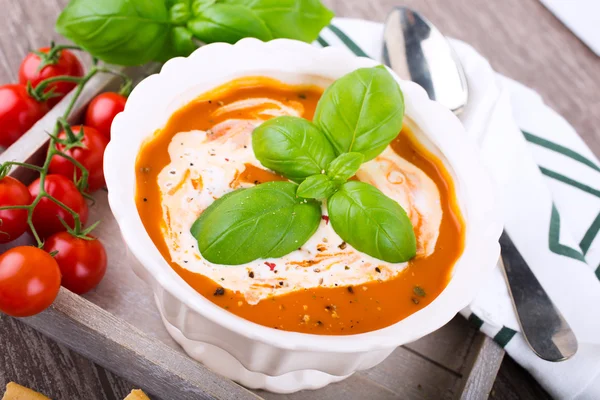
[383, 6, 578, 361]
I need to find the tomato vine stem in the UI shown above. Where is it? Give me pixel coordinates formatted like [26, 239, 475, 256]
[0, 58, 129, 247]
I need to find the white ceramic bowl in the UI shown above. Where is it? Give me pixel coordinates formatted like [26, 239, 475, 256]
[105, 38, 502, 393]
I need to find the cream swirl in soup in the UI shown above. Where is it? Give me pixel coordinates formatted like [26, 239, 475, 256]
[157, 98, 442, 304]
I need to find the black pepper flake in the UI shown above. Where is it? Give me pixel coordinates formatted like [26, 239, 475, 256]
[248, 271, 254, 278]
[347, 286, 354, 294]
[189, 163, 194, 166]
[344, 265, 350, 270]
[411, 297, 420, 304]
[375, 267, 381, 273]
[316, 320, 323, 326]
[169, 170, 176, 175]
[143, 198, 147, 202]
[220, 277, 224, 281]
[244, 145, 247, 148]
[254, 180, 260, 184]
[279, 281, 284, 286]
[183, 260, 188, 263]
[298, 93, 307, 99]
[208, 100, 212, 103]
[214, 287, 225, 296]
[338, 242, 347, 250]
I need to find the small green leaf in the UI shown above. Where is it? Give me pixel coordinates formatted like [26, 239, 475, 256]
[191, 0, 217, 14]
[252, 116, 336, 182]
[314, 66, 405, 161]
[170, 1, 192, 24]
[327, 152, 364, 183]
[297, 174, 337, 199]
[187, 3, 272, 43]
[155, 27, 198, 62]
[191, 181, 321, 265]
[327, 181, 416, 263]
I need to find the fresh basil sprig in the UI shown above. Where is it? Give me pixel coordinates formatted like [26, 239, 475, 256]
[191, 181, 321, 265]
[314, 65, 405, 161]
[327, 181, 416, 263]
[56, 0, 334, 66]
[252, 116, 336, 182]
[191, 66, 416, 265]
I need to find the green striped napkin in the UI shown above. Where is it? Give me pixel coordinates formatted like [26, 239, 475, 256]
[319, 18, 600, 399]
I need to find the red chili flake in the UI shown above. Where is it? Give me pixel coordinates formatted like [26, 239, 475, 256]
[214, 287, 225, 296]
[265, 262, 276, 271]
[225, 158, 229, 162]
[322, 215, 330, 224]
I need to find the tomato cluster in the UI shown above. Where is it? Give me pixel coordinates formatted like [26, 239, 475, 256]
[0, 46, 127, 318]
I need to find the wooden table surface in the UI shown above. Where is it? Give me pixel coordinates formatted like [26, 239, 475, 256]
[1, 0, 598, 399]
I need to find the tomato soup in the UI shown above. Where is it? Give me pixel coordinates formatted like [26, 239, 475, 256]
[135, 77, 464, 335]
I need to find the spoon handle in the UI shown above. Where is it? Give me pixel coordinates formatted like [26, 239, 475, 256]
[499, 231, 578, 361]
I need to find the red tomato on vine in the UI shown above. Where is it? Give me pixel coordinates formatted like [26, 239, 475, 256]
[0, 246, 61, 317]
[85, 92, 127, 138]
[19, 47, 84, 107]
[44, 232, 107, 294]
[0, 84, 49, 148]
[49, 125, 109, 192]
[28, 174, 88, 239]
[0, 177, 32, 244]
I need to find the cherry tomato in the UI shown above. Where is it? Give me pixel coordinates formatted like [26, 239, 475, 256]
[0, 84, 49, 148]
[49, 125, 109, 192]
[84, 92, 127, 139]
[43, 232, 107, 295]
[0, 177, 32, 244]
[28, 175, 88, 239]
[0, 246, 61, 317]
[19, 47, 84, 107]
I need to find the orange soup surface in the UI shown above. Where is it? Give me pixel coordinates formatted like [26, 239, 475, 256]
[135, 77, 464, 335]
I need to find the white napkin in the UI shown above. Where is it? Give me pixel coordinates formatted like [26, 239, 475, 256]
[318, 18, 600, 399]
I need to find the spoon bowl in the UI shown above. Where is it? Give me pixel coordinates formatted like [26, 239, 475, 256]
[383, 8, 468, 114]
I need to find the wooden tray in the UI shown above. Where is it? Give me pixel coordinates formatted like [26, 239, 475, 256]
[0, 67, 504, 400]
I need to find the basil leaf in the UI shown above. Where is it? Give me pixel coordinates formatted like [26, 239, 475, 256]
[155, 27, 197, 62]
[191, 181, 321, 265]
[223, 0, 334, 42]
[252, 116, 336, 182]
[187, 4, 272, 43]
[169, 1, 191, 24]
[327, 181, 416, 263]
[327, 152, 364, 183]
[56, 0, 171, 66]
[192, 0, 217, 14]
[314, 66, 405, 161]
[297, 174, 337, 199]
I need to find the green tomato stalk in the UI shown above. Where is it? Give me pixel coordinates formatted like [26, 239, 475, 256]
[0, 48, 132, 247]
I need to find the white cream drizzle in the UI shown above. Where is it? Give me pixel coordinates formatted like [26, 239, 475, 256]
[157, 98, 442, 304]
